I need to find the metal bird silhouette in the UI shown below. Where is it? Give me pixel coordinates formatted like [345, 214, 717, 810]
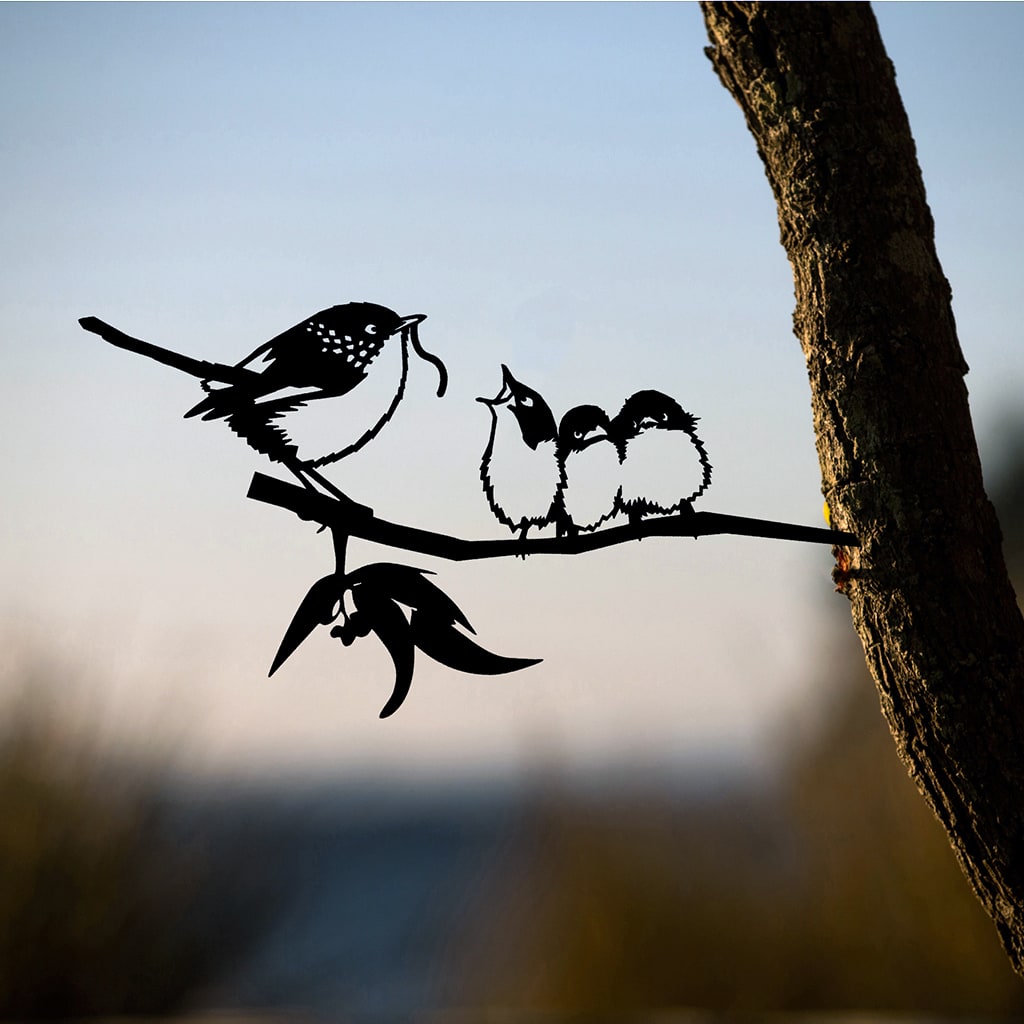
[477, 372, 714, 539]
[78, 307, 858, 724]
[477, 365, 561, 540]
[79, 303, 448, 500]
[610, 389, 712, 522]
[554, 404, 620, 536]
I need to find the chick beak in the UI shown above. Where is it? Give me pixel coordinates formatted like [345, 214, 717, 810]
[477, 363, 515, 406]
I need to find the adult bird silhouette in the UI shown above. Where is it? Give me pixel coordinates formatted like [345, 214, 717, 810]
[80, 302, 448, 501]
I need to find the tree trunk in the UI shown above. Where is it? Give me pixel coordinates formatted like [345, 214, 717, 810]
[700, 1, 1024, 972]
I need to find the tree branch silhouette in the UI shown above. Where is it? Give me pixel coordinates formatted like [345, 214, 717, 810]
[246, 472, 858, 558]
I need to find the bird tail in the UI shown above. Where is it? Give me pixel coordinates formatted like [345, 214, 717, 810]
[79, 317, 258, 386]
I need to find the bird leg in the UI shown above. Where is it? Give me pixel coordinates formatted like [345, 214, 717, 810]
[281, 462, 333, 533]
[282, 459, 373, 522]
[555, 520, 580, 540]
[515, 523, 533, 559]
[294, 464, 346, 502]
[279, 462, 368, 535]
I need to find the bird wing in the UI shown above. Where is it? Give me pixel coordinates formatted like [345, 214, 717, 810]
[250, 385, 336, 406]
[234, 339, 277, 369]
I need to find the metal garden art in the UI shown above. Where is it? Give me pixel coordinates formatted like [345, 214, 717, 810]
[79, 305, 858, 717]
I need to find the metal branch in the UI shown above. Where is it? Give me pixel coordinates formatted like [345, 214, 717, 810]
[246, 472, 858, 559]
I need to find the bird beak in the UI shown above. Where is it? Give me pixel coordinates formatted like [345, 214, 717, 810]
[579, 431, 609, 450]
[397, 313, 427, 333]
[477, 363, 515, 406]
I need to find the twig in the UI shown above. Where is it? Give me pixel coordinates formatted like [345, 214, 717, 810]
[247, 472, 859, 559]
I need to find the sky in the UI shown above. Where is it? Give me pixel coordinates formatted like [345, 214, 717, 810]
[2, 2, 1022, 783]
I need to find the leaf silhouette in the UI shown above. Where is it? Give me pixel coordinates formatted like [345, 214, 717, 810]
[271, 561, 540, 717]
[347, 562, 474, 632]
[351, 583, 416, 719]
[270, 574, 343, 676]
[410, 610, 542, 676]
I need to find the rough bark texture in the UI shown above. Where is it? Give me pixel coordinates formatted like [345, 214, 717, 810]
[700, 2, 1024, 971]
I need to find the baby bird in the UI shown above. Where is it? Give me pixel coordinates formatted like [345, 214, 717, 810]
[610, 389, 712, 523]
[477, 365, 560, 540]
[554, 404, 620, 537]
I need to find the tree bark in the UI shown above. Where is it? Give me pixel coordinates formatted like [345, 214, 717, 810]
[700, 2, 1024, 971]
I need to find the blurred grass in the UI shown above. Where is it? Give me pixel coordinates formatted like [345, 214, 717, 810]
[0, 664, 276, 1019]
[451, 646, 1024, 1014]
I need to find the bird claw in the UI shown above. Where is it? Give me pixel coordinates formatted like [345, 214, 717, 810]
[515, 526, 532, 559]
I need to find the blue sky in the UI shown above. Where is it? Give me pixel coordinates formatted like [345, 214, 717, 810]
[2, 2, 1022, 781]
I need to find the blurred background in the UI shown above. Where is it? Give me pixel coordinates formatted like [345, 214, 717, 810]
[2, 2, 1023, 1019]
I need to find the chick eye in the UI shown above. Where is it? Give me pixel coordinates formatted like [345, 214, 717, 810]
[519, 394, 534, 408]
[365, 324, 378, 335]
[574, 428, 585, 439]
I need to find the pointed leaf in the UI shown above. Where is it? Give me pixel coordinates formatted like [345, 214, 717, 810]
[348, 562, 474, 632]
[352, 585, 416, 719]
[410, 611, 541, 676]
[269, 575, 342, 676]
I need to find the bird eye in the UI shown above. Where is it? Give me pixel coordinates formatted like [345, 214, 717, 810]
[574, 428, 585, 439]
[365, 324, 378, 335]
[519, 395, 534, 408]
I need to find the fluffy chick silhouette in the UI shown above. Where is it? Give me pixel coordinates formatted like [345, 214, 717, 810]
[554, 404, 620, 536]
[610, 389, 712, 523]
[477, 365, 560, 540]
